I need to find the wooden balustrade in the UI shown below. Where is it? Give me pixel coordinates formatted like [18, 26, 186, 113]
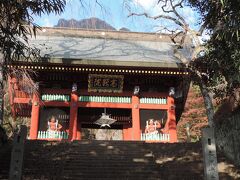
[139, 97, 167, 104]
[41, 94, 70, 102]
[79, 95, 131, 103]
[141, 133, 170, 142]
[37, 131, 69, 140]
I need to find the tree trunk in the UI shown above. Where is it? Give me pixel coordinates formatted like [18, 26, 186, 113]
[198, 80, 215, 127]
[0, 64, 5, 143]
[0, 65, 3, 125]
[0, 55, 7, 144]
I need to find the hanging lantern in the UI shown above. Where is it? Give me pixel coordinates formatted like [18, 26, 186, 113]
[72, 83, 77, 92]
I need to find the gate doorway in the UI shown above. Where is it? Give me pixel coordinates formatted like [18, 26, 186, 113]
[78, 107, 132, 140]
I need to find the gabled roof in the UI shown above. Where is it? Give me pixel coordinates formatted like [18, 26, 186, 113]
[28, 27, 192, 68]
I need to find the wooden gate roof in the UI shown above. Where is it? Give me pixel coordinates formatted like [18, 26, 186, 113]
[27, 27, 192, 69]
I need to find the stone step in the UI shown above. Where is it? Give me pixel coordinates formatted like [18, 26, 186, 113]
[22, 173, 203, 179]
[2, 140, 238, 179]
[25, 140, 200, 146]
[21, 141, 204, 179]
[0, 144, 11, 180]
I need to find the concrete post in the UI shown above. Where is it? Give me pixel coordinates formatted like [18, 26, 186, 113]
[202, 127, 219, 180]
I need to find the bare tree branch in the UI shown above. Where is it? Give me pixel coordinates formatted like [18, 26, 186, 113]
[198, 21, 208, 36]
[156, 26, 181, 34]
[127, 0, 215, 127]
[160, 0, 174, 13]
[171, 31, 184, 44]
[128, 0, 193, 48]
[95, 0, 107, 15]
[158, 0, 187, 29]
[170, 0, 187, 28]
[128, 12, 184, 27]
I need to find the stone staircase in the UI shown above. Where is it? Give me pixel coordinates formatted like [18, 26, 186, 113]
[0, 143, 11, 180]
[1, 140, 240, 179]
[22, 141, 204, 180]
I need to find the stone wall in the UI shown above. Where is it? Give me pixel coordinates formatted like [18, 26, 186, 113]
[215, 109, 240, 166]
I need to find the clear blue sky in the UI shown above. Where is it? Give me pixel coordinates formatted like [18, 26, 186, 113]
[33, 0, 200, 32]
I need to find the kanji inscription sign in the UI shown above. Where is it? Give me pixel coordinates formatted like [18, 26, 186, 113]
[88, 74, 124, 93]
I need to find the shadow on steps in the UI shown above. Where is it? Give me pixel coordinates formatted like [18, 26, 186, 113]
[1, 140, 240, 179]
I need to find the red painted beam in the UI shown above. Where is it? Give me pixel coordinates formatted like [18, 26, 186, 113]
[14, 98, 31, 104]
[42, 88, 72, 94]
[40, 101, 70, 107]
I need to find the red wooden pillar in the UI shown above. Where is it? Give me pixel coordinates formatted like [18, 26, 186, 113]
[69, 92, 78, 141]
[130, 95, 141, 140]
[123, 125, 131, 141]
[167, 96, 177, 143]
[76, 118, 81, 140]
[29, 93, 40, 140]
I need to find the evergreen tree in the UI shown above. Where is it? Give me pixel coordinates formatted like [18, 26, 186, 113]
[0, 0, 66, 143]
